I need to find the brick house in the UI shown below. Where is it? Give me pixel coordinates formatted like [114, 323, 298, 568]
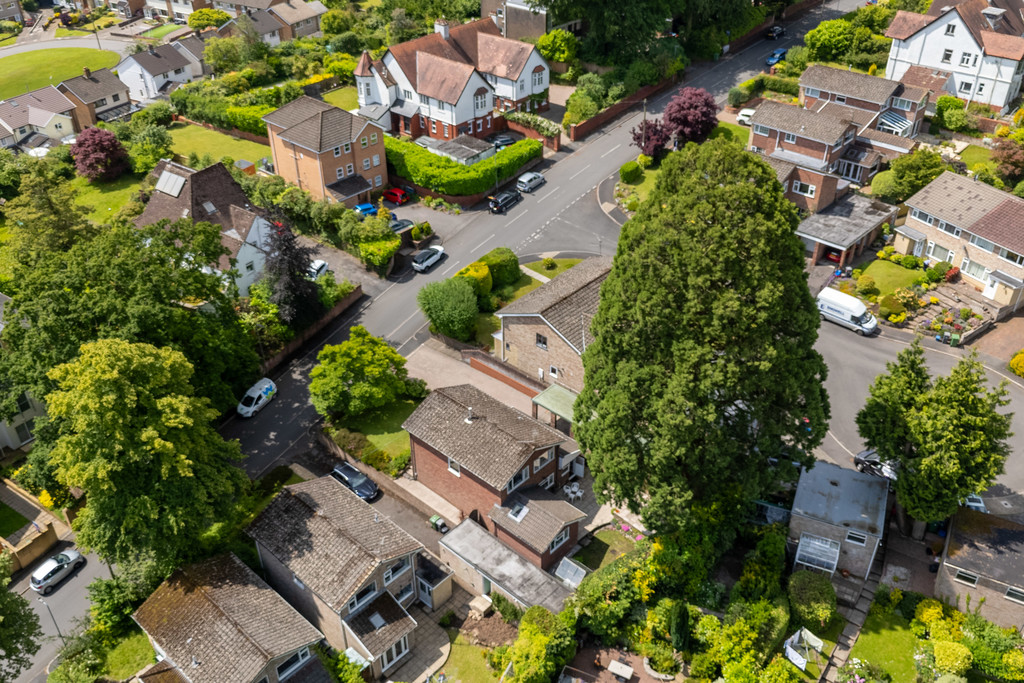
[885, 0, 1024, 113]
[891, 171, 1024, 319]
[799, 64, 928, 138]
[263, 96, 386, 206]
[353, 17, 549, 140]
[788, 462, 888, 581]
[57, 68, 134, 128]
[267, 0, 326, 40]
[0, 0, 23, 23]
[403, 384, 585, 570]
[897, 65, 955, 115]
[218, 8, 285, 45]
[936, 509, 1024, 630]
[133, 553, 327, 683]
[247, 477, 428, 680]
[141, 0, 211, 22]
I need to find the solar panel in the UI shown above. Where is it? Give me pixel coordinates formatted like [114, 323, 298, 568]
[155, 170, 186, 197]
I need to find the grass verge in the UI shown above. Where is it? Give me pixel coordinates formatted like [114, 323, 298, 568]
[101, 628, 156, 679]
[572, 529, 636, 571]
[346, 399, 419, 462]
[70, 173, 145, 223]
[848, 611, 918, 683]
[522, 258, 582, 280]
[0, 48, 120, 100]
[860, 259, 922, 297]
[141, 22, 180, 39]
[0, 501, 30, 537]
[168, 122, 271, 164]
[323, 86, 359, 111]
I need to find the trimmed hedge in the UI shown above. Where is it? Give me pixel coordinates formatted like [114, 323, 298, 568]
[619, 161, 641, 183]
[454, 261, 493, 296]
[384, 136, 542, 196]
[480, 247, 520, 287]
[732, 74, 800, 105]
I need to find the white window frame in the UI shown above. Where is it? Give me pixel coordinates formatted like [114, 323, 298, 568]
[443, 123, 449, 137]
[534, 449, 553, 472]
[977, 82, 986, 95]
[793, 181, 816, 198]
[336, 167, 345, 180]
[783, 132, 797, 144]
[372, 154, 380, 167]
[1006, 587, 1024, 605]
[370, 132, 378, 144]
[506, 466, 529, 493]
[360, 136, 368, 148]
[961, 258, 989, 282]
[448, 457, 461, 476]
[804, 87, 820, 98]
[946, 24, 956, 36]
[959, 81, 972, 93]
[431, 121, 437, 134]
[344, 142, 351, 153]
[333, 146, 341, 157]
[845, 531, 867, 546]
[384, 556, 410, 584]
[549, 527, 570, 552]
[753, 124, 770, 136]
[549, 365, 558, 378]
[835, 95, 846, 104]
[475, 93, 486, 110]
[381, 636, 409, 672]
[276, 647, 310, 681]
[346, 163, 354, 175]
[954, 570, 979, 587]
[942, 49, 953, 63]
[536, 333, 547, 350]
[362, 158, 371, 171]
[997, 246, 1024, 266]
[375, 175, 383, 187]
[961, 52, 973, 66]
[939, 221, 962, 238]
[347, 582, 377, 612]
[540, 473, 555, 489]
[969, 233, 996, 252]
[419, 93, 429, 104]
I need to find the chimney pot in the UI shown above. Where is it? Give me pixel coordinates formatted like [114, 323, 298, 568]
[83, 67, 91, 78]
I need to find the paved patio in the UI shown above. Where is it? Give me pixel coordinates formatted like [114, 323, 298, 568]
[563, 646, 682, 683]
[388, 586, 473, 683]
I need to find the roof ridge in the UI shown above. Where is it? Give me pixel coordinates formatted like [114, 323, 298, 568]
[439, 386, 563, 447]
[184, 558, 276, 662]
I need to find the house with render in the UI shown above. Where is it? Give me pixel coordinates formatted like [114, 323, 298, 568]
[885, 0, 1024, 113]
[57, 68, 134, 128]
[0, 86, 78, 153]
[116, 44, 195, 101]
[799, 64, 929, 138]
[141, 0, 211, 22]
[211, 0, 326, 39]
[892, 171, 1024, 319]
[353, 17, 549, 140]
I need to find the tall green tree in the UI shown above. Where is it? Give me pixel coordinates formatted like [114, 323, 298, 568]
[857, 342, 1013, 522]
[46, 339, 248, 565]
[3, 170, 97, 265]
[261, 223, 322, 329]
[187, 7, 230, 30]
[573, 138, 829, 535]
[0, 551, 43, 682]
[531, 0, 672, 62]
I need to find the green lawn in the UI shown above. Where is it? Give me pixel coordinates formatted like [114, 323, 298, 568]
[572, 529, 636, 571]
[860, 258, 922, 297]
[960, 144, 992, 169]
[168, 122, 271, 164]
[475, 273, 543, 347]
[792, 615, 845, 682]
[0, 501, 30, 538]
[141, 22, 180, 39]
[442, 630, 499, 682]
[102, 629, 156, 679]
[55, 27, 92, 37]
[709, 122, 750, 148]
[347, 399, 419, 460]
[70, 173, 145, 223]
[848, 612, 918, 683]
[522, 258, 582, 280]
[0, 34, 20, 46]
[0, 49, 120, 100]
[323, 87, 359, 111]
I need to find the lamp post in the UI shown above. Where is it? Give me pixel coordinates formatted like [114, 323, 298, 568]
[38, 598, 66, 648]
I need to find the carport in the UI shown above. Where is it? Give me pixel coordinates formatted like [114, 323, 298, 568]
[531, 383, 577, 433]
[798, 194, 896, 267]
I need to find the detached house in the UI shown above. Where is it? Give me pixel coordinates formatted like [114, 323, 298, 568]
[211, 0, 325, 39]
[57, 67, 134, 128]
[799, 64, 928, 138]
[116, 44, 195, 101]
[885, 0, 1024, 113]
[218, 8, 284, 45]
[0, 86, 78, 152]
[263, 96, 386, 205]
[893, 171, 1024, 319]
[0, 0, 23, 23]
[247, 477, 434, 681]
[142, 0, 212, 22]
[171, 33, 212, 78]
[133, 553, 327, 683]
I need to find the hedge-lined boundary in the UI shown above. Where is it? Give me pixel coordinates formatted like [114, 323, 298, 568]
[384, 137, 543, 196]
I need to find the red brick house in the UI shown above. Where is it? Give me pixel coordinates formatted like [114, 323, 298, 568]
[403, 384, 584, 570]
[799, 64, 929, 138]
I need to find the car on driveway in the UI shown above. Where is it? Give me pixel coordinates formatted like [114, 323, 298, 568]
[382, 188, 410, 205]
[854, 449, 898, 481]
[516, 171, 546, 193]
[308, 259, 328, 279]
[331, 462, 380, 501]
[390, 218, 414, 233]
[488, 189, 522, 214]
[31, 548, 85, 594]
[736, 108, 757, 126]
[237, 378, 276, 418]
[765, 25, 785, 39]
[963, 494, 988, 513]
[491, 134, 515, 149]
[766, 48, 788, 67]
[354, 203, 377, 218]
[412, 245, 444, 272]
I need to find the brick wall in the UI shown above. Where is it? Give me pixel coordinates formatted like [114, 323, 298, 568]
[501, 316, 585, 393]
[57, 88, 96, 131]
[569, 74, 681, 142]
[788, 516, 879, 580]
[787, 168, 839, 213]
[935, 565, 1024, 629]
[494, 518, 579, 570]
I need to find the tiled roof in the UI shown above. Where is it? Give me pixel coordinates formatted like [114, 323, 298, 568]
[475, 32, 534, 80]
[0, 86, 74, 130]
[489, 489, 586, 554]
[497, 257, 612, 353]
[231, 0, 276, 10]
[327, 174, 372, 201]
[262, 95, 332, 129]
[814, 101, 879, 129]
[932, 0, 1024, 50]
[387, 32, 466, 91]
[277, 107, 365, 152]
[765, 156, 797, 185]
[247, 477, 422, 610]
[403, 385, 566, 490]
[967, 197, 1024, 254]
[135, 659, 188, 682]
[126, 44, 190, 75]
[899, 66, 953, 104]
[447, 17, 501, 65]
[354, 50, 373, 77]
[981, 30, 1024, 59]
[886, 10, 937, 39]
[58, 68, 125, 104]
[801, 65, 900, 104]
[133, 553, 323, 683]
[856, 127, 918, 159]
[749, 100, 852, 146]
[228, 9, 283, 35]
[946, 508, 1024, 585]
[415, 52, 476, 104]
[172, 34, 208, 61]
[268, 0, 326, 26]
[345, 591, 417, 657]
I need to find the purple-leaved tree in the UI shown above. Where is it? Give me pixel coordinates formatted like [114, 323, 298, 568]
[663, 87, 719, 147]
[630, 118, 672, 157]
[70, 127, 130, 182]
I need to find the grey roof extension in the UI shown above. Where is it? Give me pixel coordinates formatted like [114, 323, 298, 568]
[128, 44, 190, 76]
[792, 461, 888, 536]
[344, 591, 417, 657]
[749, 100, 852, 146]
[801, 65, 901, 104]
[797, 193, 895, 250]
[489, 489, 586, 554]
[945, 508, 1024, 586]
[262, 95, 333, 129]
[0, 86, 75, 130]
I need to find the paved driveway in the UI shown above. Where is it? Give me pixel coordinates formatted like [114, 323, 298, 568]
[969, 312, 1024, 364]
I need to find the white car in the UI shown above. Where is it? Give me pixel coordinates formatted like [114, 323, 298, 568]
[237, 378, 277, 418]
[736, 108, 757, 126]
[308, 259, 328, 279]
[31, 548, 84, 594]
[412, 245, 444, 273]
[963, 494, 988, 514]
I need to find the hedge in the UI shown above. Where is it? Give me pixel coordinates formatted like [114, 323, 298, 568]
[619, 160, 641, 183]
[384, 136, 542, 196]
[480, 247, 520, 287]
[732, 74, 800, 105]
[502, 110, 561, 138]
[455, 261, 492, 296]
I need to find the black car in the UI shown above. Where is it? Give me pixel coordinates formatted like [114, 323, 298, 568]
[765, 25, 785, 39]
[390, 218, 414, 233]
[331, 462, 380, 500]
[488, 189, 522, 214]
[492, 134, 515, 149]
[854, 449, 898, 481]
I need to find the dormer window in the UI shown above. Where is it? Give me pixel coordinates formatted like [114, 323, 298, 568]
[506, 466, 529, 493]
[509, 502, 529, 522]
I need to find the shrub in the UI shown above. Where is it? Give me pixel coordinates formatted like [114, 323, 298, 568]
[490, 592, 523, 624]
[637, 153, 653, 169]
[898, 590, 927, 621]
[488, 644, 511, 671]
[480, 247, 520, 287]
[857, 275, 877, 295]
[728, 87, 747, 107]
[1011, 351, 1024, 378]
[731, 528, 787, 602]
[934, 641, 973, 675]
[384, 136, 543, 195]
[502, 110, 561, 138]
[454, 260, 493, 297]
[901, 254, 921, 269]
[619, 160, 642, 183]
[689, 652, 719, 679]
[889, 311, 907, 325]
[788, 570, 836, 628]
[417, 278, 478, 341]
[542, 257, 557, 271]
[439, 610, 456, 627]
[879, 294, 905, 316]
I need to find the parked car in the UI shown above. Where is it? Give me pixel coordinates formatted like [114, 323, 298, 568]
[488, 189, 522, 214]
[331, 462, 380, 501]
[354, 203, 377, 218]
[236, 378, 276, 418]
[516, 171, 546, 193]
[30, 548, 84, 594]
[766, 48, 788, 66]
[308, 259, 328, 279]
[765, 25, 785, 39]
[382, 188, 410, 205]
[412, 245, 445, 272]
[963, 494, 988, 514]
[854, 449, 898, 480]
[824, 248, 842, 263]
[736, 108, 757, 126]
[390, 218, 414, 233]
[491, 134, 515, 149]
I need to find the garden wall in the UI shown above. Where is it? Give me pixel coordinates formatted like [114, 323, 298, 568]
[723, 16, 775, 55]
[462, 349, 544, 398]
[171, 115, 271, 147]
[505, 119, 561, 151]
[568, 73, 681, 142]
[259, 284, 363, 374]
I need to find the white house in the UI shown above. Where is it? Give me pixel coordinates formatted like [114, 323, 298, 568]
[0, 86, 77, 149]
[885, 0, 1024, 113]
[116, 44, 195, 101]
[170, 34, 212, 78]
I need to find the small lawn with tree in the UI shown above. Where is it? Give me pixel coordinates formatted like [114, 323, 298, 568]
[69, 173, 145, 223]
[0, 49, 120, 100]
[572, 528, 636, 571]
[961, 144, 992, 170]
[0, 501, 30, 537]
[522, 258, 581, 280]
[322, 86, 359, 111]
[71, 127, 131, 182]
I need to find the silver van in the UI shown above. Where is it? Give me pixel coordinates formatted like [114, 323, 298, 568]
[516, 171, 545, 193]
[817, 287, 877, 336]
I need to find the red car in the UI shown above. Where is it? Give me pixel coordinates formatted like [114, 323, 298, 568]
[382, 188, 410, 205]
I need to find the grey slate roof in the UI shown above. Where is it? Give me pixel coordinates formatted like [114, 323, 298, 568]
[749, 100, 852, 146]
[228, 9, 284, 35]
[58, 68, 126, 104]
[791, 462, 888, 536]
[497, 256, 612, 353]
[814, 101, 879, 129]
[0, 86, 74, 130]
[262, 95, 333, 129]
[133, 553, 323, 683]
[489, 488, 586, 554]
[796, 193, 895, 250]
[246, 477, 422, 611]
[403, 385, 566, 490]
[127, 44, 190, 75]
[765, 156, 797, 185]
[801, 65, 901, 104]
[327, 174, 372, 201]
[345, 590, 417, 657]
[268, 0, 326, 25]
[946, 509, 1024, 585]
[277, 107, 364, 152]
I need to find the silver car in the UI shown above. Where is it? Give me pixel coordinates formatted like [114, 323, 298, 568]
[516, 171, 546, 193]
[31, 548, 85, 594]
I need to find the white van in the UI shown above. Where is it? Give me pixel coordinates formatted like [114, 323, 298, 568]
[816, 287, 877, 336]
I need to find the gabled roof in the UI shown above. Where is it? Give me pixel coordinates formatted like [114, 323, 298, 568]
[447, 17, 502, 65]
[749, 100, 853, 146]
[267, 0, 327, 26]
[497, 257, 612, 354]
[945, 509, 1024, 585]
[0, 86, 75, 130]
[123, 44, 190, 75]
[475, 33, 535, 80]
[489, 489, 587, 554]
[981, 29, 1024, 59]
[815, 101, 879, 129]
[386, 31, 467, 91]
[931, 0, 1024, 52]
[899, 66, 953, 104]
[172, 34, 209, 62]
[225, 9, 284, 35]
[414, 51, 476, 105]
[345, 591, 417, 657]
[765, 156, 797, 185]
[354, 50, 373, 77]
[791, 462, 888, 536]
[801, 65, 901, 104]
[885, 10, 938, 39]
[133, 553, 322, 683]
[58, 68, 126, 104]
[276, 106, 365, 152]
[403, 385, 566, 490]
[247, 477, 423, 611]
[262, 95, 332, 129]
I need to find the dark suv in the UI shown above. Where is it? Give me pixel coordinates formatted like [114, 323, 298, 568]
[331, 462, 380, 501]
[488, 189, 522, 214]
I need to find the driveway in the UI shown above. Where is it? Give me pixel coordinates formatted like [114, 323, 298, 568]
[968, 312, 1024, 364]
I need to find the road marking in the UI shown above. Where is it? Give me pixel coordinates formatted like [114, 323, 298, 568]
[600, 144, 621, 158]
[440, 262, 461, 276]
[570, 165, 590, 180]
[505, 210, 528, 227]
[388, 308, 422, 339]
[538, 186, 560, 203]
[472, 233, 496, 251]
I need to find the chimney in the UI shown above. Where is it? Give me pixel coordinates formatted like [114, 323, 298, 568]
[434, 17, 449, 40]
[83, 67, 91, 78]
[148, 45, 156, 55]
[464, 407, 475, 424]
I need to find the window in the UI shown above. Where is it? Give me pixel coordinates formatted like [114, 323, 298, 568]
[276, 647, 310, 681]
[540, 473, 555, 489]
[532, 71, 543, 87]
[347, 582, 377, 612]
[475, 93, 487, 110]
[519, 79, 525, 90]
[173, 67, 184, 75]
[346, 163, 354, 175]
[891, 97, 913, 111]
[381, 636, 409, 671]
[804, 87, 820, 98]
[549, 527, 570, 552]
[942, 49, 953, 63]
[372, 154, 380, 167]
[333, 146, 341, 157]
[970, 234, 996, 252]
[753, 124, 770, 136]
[783, 132, 797, 144]
[15, 419, 34, 444]
[961, 53, 973, 66]
[344, 142, 351, 153]
[245, 261, 255, 272]
[536, 333, 547, 349]
[359, 136, 368, 148]
[534, 449, 553, 472]
[793, 181, 816, 197]
[112, 93, 121, 102]
[954, 570, 979, 587]
[336, 167, 345, 180]
[448, 457, 461, 476]
[835, 94, 846, 104]
[961, 258, 989, 281]
[96, 97, 107, 107]
[509, 501, 529, 521]
[1007, 587, 1024, 604]
[959, 81, 972, 93]
[477, 119, 483, 132]
[370, 132, 378, 144]
[938, 221, 961, 238]
[506, 466, 529, 493]
[420, 93, 429, 104]
[362, 158, 371, 170]
[998, 246, 1024, 266]
[375, 174, 382, 187]
[487, 117, 491, 128]
[845, 531, 867, 546]
[946, 23, 956, 35]
[16, 392, 31, 414]
[927, 242, 952, 263]
[384, 556, 410, 584]
[55, 123, 62, 130]
[977, 82, 986, 95]
[431, 121, 436, 134]
[443, 123, 449, 137]
[549, 365, 558, 378]
[911, 208, 932, 225]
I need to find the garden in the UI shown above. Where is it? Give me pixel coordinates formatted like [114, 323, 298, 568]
[0, 48, 120, 100]
[167, 122, 271, 164]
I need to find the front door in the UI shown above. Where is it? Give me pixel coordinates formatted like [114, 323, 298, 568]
[418, 577, 434, 609]
[983, 276, 998, 300]
[913, 239, 924, 257]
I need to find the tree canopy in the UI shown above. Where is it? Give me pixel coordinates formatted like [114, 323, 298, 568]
[2, 168, 97, 266]
[187, 7, 230, 30]
[261, 223, 323, 328]
[573, 138, 829, 535]
[663, 87, 718, 146]
[417, 277, 478, 342]
[70, 127, 130, 183]
[45, 339, 248, 565]
[0, 551, 43, 682]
